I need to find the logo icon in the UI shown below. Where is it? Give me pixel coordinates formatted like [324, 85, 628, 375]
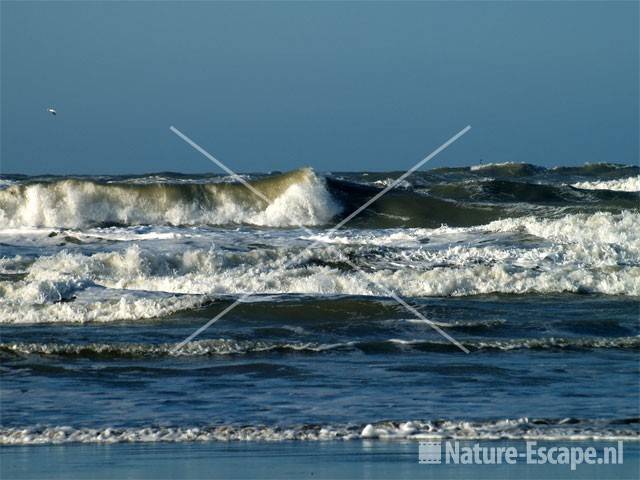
[419, 441, 442, 464]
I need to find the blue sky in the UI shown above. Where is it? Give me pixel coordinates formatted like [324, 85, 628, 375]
[1, 1, 638, 175]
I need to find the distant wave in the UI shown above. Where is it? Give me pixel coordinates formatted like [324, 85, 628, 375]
[469, 162, 547, 175]
[1, 418, 637, 444]
[431, 161, 638, 178]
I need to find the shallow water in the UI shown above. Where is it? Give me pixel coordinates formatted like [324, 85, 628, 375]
[2, 441, 639, 480]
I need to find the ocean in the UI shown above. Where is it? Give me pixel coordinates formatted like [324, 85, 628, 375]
[0, 162, 638, 453]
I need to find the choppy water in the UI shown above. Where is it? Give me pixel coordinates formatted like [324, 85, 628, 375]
[1, 162, 638, 444]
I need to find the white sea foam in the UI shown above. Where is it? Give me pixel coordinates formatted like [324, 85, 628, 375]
[311, 211, 640, 253]
[1, 418, 636, 445]
[371, 178, 412, 189]
[1, 212, 638, 323]
[0, 280, 208, 324]
[572, 176, 640, 192]
[0, 339, 334, 356]
[479, 210, 640, 246]
[3, 336, 635, 357]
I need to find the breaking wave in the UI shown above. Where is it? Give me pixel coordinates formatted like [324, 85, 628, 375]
[1, 418, 637, 444]
[0, 168, 341, 228]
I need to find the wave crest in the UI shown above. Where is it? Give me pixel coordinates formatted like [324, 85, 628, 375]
[0, 169, 341, 228]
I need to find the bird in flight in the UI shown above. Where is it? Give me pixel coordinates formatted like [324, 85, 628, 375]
[47, 107, 57, 116]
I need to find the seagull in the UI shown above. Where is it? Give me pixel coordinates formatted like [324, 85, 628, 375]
[47, 107, 57, 116]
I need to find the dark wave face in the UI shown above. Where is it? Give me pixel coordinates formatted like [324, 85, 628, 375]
[326, 178, 638, 228]
[327, 162, 638, 227]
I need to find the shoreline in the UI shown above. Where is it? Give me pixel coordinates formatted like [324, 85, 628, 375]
[2, 440, 638, 480]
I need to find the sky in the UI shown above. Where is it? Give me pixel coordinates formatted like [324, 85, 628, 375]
[1, 1, 638, 175]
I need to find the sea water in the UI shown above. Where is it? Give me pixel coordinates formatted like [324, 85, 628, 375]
[1, 163, 638, 445]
